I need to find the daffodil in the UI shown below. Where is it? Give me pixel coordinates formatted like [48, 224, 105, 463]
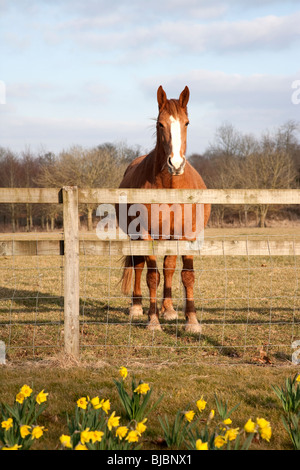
[75, 443, 88, 450]
[2, 444, 22, 450]
[223, 418, 232, 425]
[20, 385, 33, 398]
[77, 396, 88, 410]
[259, 424, 272, 442]
[80, 428, 91, 444]
[31, 426, 46, 439]
[184, 410, 195, 422]
[125, 430, 139, 443]
[36, 389, 48, 405]
[89, 430, 104, 443]
[225, 427, 239, 442]
[296, 375, 300, 383]
[196, 396, 207, 412]
[20, 424, 31, 438]
[107, 411, 120, 431]
[15, 392, 25, 404]
[244, 418, 256, 434]
[91, 396, 102, 410]
[256, 418, 272, 442]
[214, 435, 226, 448]
[136, 418, 147, 435]
[134, 383, 150, 395]
[196, 439, 208, 450]
[1, 418, 13, 431]
[116, 426, 129, 440]
[60, 434, 72, 448]
[100, 398, 111, 414]
[256, 417, 270, 429]
[119, 367, 128, 379]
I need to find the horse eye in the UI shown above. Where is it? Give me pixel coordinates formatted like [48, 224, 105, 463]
[185, 121, 190, 127]
[158, 122, 164, 128]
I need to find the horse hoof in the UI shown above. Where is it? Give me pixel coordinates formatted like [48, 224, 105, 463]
[162, 308, 178, 321]
[129, 305, 143, 318]
[147, 317, 162, 331]
[185, 320, 201, 334]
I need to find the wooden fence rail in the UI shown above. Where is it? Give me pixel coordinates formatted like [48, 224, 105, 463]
[0, 186, 299, 358]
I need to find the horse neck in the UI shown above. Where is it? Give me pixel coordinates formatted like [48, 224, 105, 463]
[153, 137, 168, 176]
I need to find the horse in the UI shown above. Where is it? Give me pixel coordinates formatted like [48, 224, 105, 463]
[118, 86, 211, 332]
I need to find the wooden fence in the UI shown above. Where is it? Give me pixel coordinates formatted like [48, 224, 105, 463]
[0, 186, 299, 358]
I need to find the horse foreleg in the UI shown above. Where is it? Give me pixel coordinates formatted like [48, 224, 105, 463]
[145, 255, 161, 330]
[181, 255, 201, 333]
[161, 255, 178, 320]
[129, 256, 145, 317]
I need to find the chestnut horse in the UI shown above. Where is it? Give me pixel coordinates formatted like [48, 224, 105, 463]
[118, 86, 211, 332]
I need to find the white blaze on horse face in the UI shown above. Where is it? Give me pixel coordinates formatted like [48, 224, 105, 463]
[169, 116, 184, 169]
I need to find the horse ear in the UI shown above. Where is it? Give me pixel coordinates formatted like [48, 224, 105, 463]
[157, 85, 167, 111]
[179, 86, 190, 108]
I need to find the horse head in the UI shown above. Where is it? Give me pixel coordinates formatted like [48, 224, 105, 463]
[156, 85, 190, 176]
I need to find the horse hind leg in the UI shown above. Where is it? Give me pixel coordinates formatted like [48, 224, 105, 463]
[181, 255, 201, 333]
[145, 255, 161, 330]
[161, 255, 178, 320]
[129, 256, 145, 318]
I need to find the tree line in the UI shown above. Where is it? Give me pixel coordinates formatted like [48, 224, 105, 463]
[0, 120, 299, 232]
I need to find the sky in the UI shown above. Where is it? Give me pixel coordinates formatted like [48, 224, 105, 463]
[0, 0, 300, 157]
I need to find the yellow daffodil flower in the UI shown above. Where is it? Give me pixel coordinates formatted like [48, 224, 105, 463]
[225, 427, 239, 442]
[20, 385, 33, 398]
[89, 430, 104, 443]
[60, 434, 72, 448]
[80, 428, 91, 444]
[244, 418, 256, 434]
[136, 418, 147, 435]
[36, 390, 48, 405]
[256, 418, 272, 442]
[223, 418, 232, 425]
[31, 426, 47, 439]
[2, 444, 22, 450]
[75, 443, 88, 450]
[125, 430, 139, 443]
[259, 424, 272, 442]
[1, 418, 13, 431]
[214, 435, 226, 448]
[77, 396, 88, 410]
[119, 367, 128, 379]
[196, 439, 208, 450]
[184, 410, 195, 422]
[107, 411, 120, 431]
[20, 425, 31, 438]
[116, 426, 129, 440]
[196, 396, 207, 412]
[91, 396, 102, 410]
[15, 392, 25, 404]
[134, 383, 150, 395]
[256, 418, 270, 429]
[100, 398, 111, 414]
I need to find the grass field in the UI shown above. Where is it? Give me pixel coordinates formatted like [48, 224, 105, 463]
[0, 227, 300, 450]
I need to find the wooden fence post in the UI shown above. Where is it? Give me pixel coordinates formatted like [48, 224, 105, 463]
[62, 186, 79, 358]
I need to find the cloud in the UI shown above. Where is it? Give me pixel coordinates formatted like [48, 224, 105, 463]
[142, 69, 298, 109]
[42, 8, 300, 61]
[0, 110, 152, 153]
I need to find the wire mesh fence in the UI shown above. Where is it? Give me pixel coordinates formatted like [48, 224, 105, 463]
[78, 233, 300, 365]
[1, 231, 299, 366]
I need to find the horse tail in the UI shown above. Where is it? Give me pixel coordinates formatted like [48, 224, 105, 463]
[121, 256, 133, 295]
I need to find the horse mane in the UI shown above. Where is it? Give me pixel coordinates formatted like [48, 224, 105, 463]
[160, 99, 185, 119]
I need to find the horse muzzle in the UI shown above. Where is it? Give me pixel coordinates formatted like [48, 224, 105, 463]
[167, 156, 186, 176]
